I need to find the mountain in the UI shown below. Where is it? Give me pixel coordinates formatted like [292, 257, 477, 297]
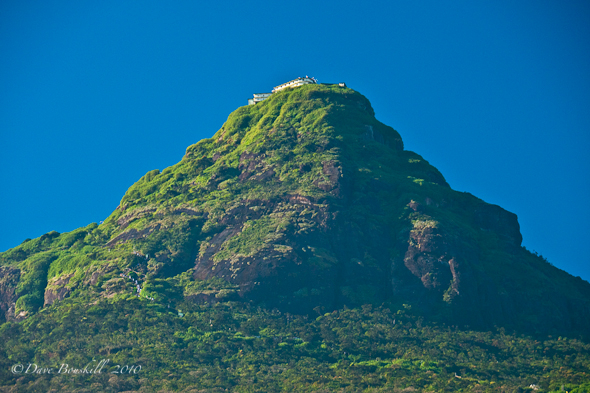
[2, 83, 589, 333]
[1, 83, 590, 392]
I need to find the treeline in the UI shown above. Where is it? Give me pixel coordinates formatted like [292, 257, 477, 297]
[1, 296, 589, 392]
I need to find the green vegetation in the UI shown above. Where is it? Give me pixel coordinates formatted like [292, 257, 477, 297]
[1, 83, 589, 391]
[1, 293, 589, 392]
[14, 252, 56, 315]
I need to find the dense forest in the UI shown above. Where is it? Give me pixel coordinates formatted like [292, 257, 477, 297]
[1, 282, 590, 392]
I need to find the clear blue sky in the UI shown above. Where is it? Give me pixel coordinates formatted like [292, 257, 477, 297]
[1, 1, 589, 281]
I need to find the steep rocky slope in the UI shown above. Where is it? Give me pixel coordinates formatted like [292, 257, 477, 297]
[1, 83, 589, 336]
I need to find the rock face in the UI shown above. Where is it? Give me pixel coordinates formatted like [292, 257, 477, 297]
[1, 83, 589, 336]
[44, 273, 74, 306]
[0, 266, 20, 323]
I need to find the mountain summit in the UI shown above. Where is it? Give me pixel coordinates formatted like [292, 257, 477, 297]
[1, 83, 589, 336]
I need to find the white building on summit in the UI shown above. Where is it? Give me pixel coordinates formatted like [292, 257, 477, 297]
[247, 76, 318, 105]
[247, 93, 272, 106]
[272, 76, 317, 93]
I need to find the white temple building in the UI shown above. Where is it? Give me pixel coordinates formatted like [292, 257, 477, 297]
[247, 93, 272, 106]
[272, 76, 317, 93]
[247, 76, 318, 105]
